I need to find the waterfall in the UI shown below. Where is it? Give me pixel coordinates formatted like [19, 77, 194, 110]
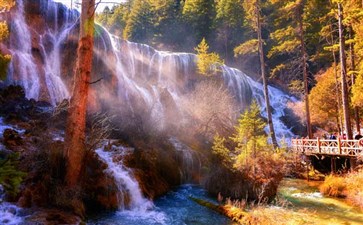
[95, 146, 154, 211]
[8, 0, 78, 105]
[169, 137, 201, 183]
[5, 0, 296, 141]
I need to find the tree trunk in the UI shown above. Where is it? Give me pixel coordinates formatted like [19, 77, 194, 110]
[348, 26, 360, 135]
[256, 0, 278, 148]
[330, 23, 343, 134]
[298, 4, 312, 138]
[338, 3, 352, 139]
[64, 0, 95, 187]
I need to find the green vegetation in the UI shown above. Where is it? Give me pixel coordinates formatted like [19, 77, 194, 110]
[212, 101, 272, 170]
[207, 100, 286, 201]
[0, 153, 26, 197]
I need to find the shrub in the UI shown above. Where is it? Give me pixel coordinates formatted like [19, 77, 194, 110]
[319, 174, 347, 197]
[0, 153, 26, 198]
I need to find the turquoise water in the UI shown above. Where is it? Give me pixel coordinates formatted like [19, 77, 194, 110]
[88, 185, 232, 225]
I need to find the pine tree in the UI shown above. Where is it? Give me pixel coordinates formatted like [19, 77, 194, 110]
[212, 135, 232, 167]
[194, 38, 223, 76]
[268, 0, 313, 138]
[235, 0, 278, 148]
[182, 0, 215, 42]
[123, 0, 153, 42]
[231, 100, 269, 169]
[215, 0, 245, 60]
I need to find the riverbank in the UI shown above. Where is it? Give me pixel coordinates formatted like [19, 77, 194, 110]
[221, 178, 363, 224]
[320, 169, 363, 210]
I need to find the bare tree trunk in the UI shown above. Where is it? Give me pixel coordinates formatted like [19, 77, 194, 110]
[338, 3, 352, 139]
[64, 0, 95, 186]
[297, 5, 312, 138]
[255, 1, 278, 148]
[348, 26, 360, 135]
[330, 23, 343, 134]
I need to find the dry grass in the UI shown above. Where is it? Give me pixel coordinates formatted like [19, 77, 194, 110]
[319, 174, 347, 197]
[320, 170, 363, 209]
[345, 170, 363, 209]
[222, 199, 320, 225]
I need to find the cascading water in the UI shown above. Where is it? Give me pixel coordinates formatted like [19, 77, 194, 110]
[169, 137, 201, 183]
[4, 0, 296, 141]
[95, 146, 153, 211]
[7, 0, 78, 105]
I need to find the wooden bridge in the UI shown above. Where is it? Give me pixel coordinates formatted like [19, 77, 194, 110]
[291, 138, 363, 157]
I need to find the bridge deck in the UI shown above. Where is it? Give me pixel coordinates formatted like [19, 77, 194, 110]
[291, 138, 363, 157]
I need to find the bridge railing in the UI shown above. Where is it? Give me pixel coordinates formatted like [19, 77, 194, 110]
[291, 138, 363, 157]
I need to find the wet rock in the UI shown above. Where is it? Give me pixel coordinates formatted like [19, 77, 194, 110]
[81, 151, 119, 213]
[3, 129, 22, 147]
[0, 85, 52, 125]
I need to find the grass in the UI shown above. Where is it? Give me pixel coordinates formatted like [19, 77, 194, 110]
[320, 169, 363, 209]
[319, 174, 347, 197]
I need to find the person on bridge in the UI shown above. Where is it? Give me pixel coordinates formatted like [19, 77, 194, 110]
[355, 134, 363, 140]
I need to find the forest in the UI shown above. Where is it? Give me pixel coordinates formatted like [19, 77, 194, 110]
[0, 0, 363, 224]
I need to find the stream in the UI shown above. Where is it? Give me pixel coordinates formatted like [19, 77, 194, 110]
[1, 179, 363, 224]
[88, 184, 233, 225]
[275, 178, 363, 225]
[89, 179, 363, 225]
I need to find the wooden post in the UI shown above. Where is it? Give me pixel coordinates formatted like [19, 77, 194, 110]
[317, 137, 321, 153]
[338, 138, 342, 155]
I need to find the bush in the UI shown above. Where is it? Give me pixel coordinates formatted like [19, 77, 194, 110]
[345, 170, 363, 209]
[0, 153, 26, 198]
[319, 174, 347, 197]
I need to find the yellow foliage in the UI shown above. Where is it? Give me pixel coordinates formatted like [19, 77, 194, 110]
[234, 39, 258, 57]
[319, 174, 347, 197]
[309, 67, 341, 131]
[352, 69, 363, 107]
[0, 22, 9, 41]
[194, 38, 223, 76]
[0, 0, 14, 11]
[320, 170, 363, 210]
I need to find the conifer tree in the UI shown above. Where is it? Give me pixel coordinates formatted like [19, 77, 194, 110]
[235, 0, 278, 148]
[182, 0, 215, 42]
[215, 0, 244, 60]
[123, 0, 153, 42]
[194, 38, 223, 76]
[268, 0, 313, 138]
[231, 101, 269, 169]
